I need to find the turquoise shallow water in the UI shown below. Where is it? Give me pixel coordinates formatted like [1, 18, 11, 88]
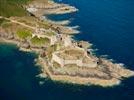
[1, 0, 134, 100]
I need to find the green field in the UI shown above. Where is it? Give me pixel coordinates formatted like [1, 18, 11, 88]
[31, 36, 50, 46]
[0, 0, 32, 17]
[16, 29, 32, 39]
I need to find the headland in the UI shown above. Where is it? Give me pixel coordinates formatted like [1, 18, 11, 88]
[0, 0, 134, 87]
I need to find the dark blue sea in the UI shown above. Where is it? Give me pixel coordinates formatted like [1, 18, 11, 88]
[0, 0, 134, 100]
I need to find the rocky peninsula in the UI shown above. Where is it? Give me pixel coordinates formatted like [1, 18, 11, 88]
[0, 0, 134, 87]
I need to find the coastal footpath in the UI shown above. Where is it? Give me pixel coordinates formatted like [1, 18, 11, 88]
[0, 0, 134, 87]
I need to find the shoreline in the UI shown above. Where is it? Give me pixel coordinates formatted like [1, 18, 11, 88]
[0, 36, 132, 87]
[37, 56, 121, 87]
[0, 0, 134, 87]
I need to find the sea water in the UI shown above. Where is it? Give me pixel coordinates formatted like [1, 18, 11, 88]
[0, 0, 134, 100]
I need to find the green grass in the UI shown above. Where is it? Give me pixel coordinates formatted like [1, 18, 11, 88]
[31, 36, 50, 46]
[16, 29, 32, 39]
[46, 31, 55, 36]
[0, 0, 32, 17]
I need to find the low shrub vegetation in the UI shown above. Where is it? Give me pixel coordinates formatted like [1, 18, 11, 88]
[16, 29, 32, 39]
[31, 36, 50, 46]
[0, 0, 32, 17]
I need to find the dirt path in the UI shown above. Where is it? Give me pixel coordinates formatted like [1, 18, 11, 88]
[0, 16, 35, 30]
